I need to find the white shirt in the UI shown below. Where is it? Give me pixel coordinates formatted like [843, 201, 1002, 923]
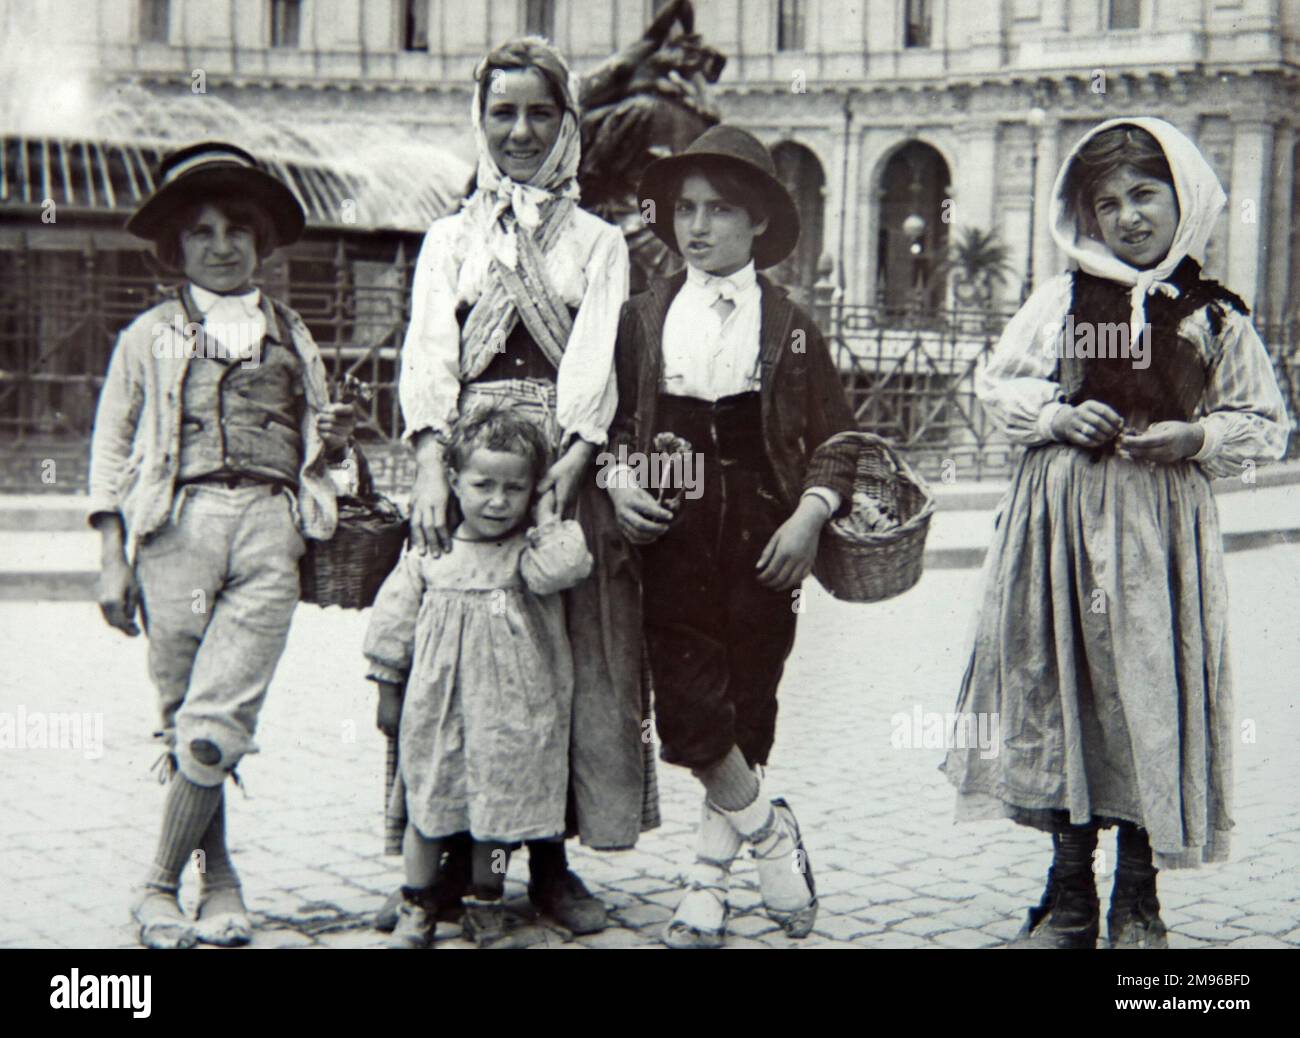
[661, 261, 763, 400]
[188, 283, 266, 361]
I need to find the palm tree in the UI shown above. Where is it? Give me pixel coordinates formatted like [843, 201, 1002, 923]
[937, 227, 1014, 308]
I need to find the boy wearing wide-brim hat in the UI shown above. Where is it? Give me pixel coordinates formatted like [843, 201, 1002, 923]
[89, 141, 357, 948]
[605, 125, 858, 947]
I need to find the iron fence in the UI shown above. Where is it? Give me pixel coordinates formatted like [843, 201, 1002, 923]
[1, 235, 1296, 492]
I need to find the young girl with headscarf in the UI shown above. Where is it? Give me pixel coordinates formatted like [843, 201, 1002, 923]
[376, 36, 654, 937]
[943, 118, 1288, 948]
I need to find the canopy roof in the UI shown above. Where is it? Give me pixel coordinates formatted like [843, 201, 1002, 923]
[0, 134, 468, 233]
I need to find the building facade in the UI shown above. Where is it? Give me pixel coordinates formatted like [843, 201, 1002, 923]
[3, 0, 1294, 318]
[1, 0, 1296, 482]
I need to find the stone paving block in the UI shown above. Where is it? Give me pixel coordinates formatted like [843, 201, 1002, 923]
[811, 913, 877, 941]
[1183, 901, 1244, 923]
[1228, 913, 1296, 935]
[254, 928, 316, 948]
[865, 930, 929, 949]
[932, 927, 1000, 949]
[1175, 920, 1252, 943]
[1224, 934, 1293, 949]
[891, 896, 953, 917]
[892, 914, 957, 938]
[612, 900, 672, 930]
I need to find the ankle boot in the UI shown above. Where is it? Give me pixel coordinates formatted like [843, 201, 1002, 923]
[1108, 824, 1169, 949]
[1007, 826, 1100, 949]
[386, 886, 437, 949]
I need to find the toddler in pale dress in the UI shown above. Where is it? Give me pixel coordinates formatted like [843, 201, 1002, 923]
[364, 404, 592, 948]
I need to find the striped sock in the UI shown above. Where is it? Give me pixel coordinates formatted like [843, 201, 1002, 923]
[143, 775, 224, 891]
[198, 790, 241, 893]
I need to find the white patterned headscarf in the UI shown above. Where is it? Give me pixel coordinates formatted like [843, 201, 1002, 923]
[460, 37, 584, 380]
[1050, 116, 1228, 349]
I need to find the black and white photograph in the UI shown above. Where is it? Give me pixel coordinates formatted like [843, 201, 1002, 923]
[0, 0, 1296, 1007]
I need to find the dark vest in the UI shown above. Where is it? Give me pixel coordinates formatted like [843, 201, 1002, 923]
[457, 303, 578, 385]
[1063, 258, 1248, 429]
[177, 326, 304, 486]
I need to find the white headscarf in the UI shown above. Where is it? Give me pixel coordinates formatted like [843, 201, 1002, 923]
[465, 46, 583, 270]
[1049, 116, 1227, 347]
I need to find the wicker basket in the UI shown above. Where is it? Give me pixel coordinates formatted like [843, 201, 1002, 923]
[299, 446, 408, 610]
[812, 431, 934, 603]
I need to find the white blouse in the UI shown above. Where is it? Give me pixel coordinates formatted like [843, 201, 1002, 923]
[400, 205, 630, 446]
[977, 273, 1290, 478]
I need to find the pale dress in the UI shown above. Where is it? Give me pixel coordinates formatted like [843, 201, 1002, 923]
[364, 521, 593, 842]
[941, 274, 1289, 869]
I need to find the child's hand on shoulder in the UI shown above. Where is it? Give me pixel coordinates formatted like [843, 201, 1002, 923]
[756, 498, 826, 592]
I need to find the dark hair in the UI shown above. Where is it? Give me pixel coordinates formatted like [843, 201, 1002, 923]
[1064, 124, 1175, 236]
[477, 36, 570, 115]
[663, 159, 769, 228]
[154, 194, 278, 270]
[445, 402, 552, 487]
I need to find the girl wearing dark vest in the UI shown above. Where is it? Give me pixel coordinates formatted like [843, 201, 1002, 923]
[89, 143, 357, 947]
[608, 125, 858, 948]
[943, 119, 1288, 948]
[379, 36, 656, 937]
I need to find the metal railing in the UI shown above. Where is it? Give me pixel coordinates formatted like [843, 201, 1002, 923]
[1, 237, 1296, 491]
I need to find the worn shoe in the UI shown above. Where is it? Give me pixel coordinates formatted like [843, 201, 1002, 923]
[717, 794, 818, 938]
[386, 887, 437, 949]
[375, 839, 472, 931]
[528, 869, 609, 935]
[195, 886, 252, 947]
[1006, 828, 1100, 950]
[1108, 877, 1169, 949]
[131, 887, 198, 950]
[663, 798, 741, 949]
[462, 895, 525, 949]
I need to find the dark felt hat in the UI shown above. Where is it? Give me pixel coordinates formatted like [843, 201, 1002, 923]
[637, 124, 800, 269]
[126, 141, 305, 248]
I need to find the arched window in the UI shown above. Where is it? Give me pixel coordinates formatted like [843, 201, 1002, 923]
[875, 141, 951, 312]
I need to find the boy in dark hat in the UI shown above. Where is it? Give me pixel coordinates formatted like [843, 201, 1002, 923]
[605, 124, 858, 947]
[89, 142, 357, 948]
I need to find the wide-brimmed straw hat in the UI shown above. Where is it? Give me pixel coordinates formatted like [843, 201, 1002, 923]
[126, 141, 305, 248]
[637, 125, 800, 269]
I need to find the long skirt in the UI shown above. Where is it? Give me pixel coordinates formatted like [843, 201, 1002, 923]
[941, 443, 1234, 869]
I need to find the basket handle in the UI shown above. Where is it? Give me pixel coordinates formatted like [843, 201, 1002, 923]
[822, 429, 903, 477]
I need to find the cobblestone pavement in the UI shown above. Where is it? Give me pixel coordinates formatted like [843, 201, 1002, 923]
[1, 543, 1297, 950]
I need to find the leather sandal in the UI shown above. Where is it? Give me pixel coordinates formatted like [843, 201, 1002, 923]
[755, 798, 818, 938]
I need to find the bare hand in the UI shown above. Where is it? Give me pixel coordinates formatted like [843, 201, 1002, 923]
[1118, 421, 1205, 464]
[756, 501, 825, 591]
[1050, 400, 1123, 448]
[376, 682, 402, 738]
[317, 402, 357, 453]
[409, 457, 452, 557]
[536, 441, 594, 520]
[98, 557, 141, 636]
[609, 484, 675, 545]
